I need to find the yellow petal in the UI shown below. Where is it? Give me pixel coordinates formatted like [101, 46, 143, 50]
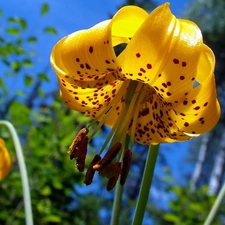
[50, 5, 149, 112]
[0, 138, 12, 181]
[168, 46, 220, 134]
[117, 3, 203, 103]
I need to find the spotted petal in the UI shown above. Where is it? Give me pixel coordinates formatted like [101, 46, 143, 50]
[0, 138, 12, 181]
[169, 45, 220, 134]
[117, 3, 203, 103]
[50, 6, 150, 113]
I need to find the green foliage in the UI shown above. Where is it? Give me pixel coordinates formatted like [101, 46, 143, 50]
[0, 2, 99, 225]
[163, 186, 225, 225]
[41, 3, 49, 16]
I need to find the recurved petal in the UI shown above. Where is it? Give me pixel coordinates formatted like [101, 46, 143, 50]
[168, 46, 220, 134]
[117, 3, 203, 103]
[0, 138, 12, 181]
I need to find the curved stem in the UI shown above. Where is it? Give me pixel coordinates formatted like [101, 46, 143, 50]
[132, 144, 160, 225]
[0, 120, 33, 225]
[204, 182, 225, 225]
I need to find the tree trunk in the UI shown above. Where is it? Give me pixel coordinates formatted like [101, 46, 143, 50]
[208, 131, 225, 195]
[190, 132, 211, 190]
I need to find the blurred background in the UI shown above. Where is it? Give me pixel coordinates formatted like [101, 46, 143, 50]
[0, 0, 224, 224]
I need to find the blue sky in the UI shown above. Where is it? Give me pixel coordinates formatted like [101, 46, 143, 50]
[1, 0, 193, 186]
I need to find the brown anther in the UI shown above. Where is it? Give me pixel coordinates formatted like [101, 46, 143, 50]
[99, 162, 121, 179]
[84, 154, 101, 186]
[93, 142, 122, 171]
[68, 127, 89, 160]
[106, 163, 121, 191]
[120, 149, 132, 185]
[75, 135, 88, 172]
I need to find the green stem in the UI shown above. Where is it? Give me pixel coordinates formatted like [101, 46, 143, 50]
[110, 135, 130, 225]
[132, 144, 160, 225]
[204, 182, 225, 225]
[0, 120, 33, 225]
[110, 182, 124, 225]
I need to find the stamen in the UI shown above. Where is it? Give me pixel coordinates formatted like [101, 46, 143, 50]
[120, 149, 132, 185]
[68, 127, 89, 160]
[93, 142, 122, 170]
[106, 162, 121, 191]
[99, 162, 121, 179]
[76, 136, 88, 172]
[68, 127, 89, 172]
[84, 154, 101, 185]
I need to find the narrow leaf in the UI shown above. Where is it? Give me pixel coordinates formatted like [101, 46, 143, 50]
[43, 26, 57, 35]
[27, 36, 37, 43]
[41, 3, 49, 15]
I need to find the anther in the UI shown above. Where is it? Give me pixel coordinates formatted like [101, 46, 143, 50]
[120, 149, 132, 185]
[75, 135, 88, 172]
[68, 127, 89, 160]
[106, 162, 121, 191]
[68, 127, 89, 172]
[93, 142, 122, 170]
[84, 154, 101, 186]
[99, 162, 121, 179]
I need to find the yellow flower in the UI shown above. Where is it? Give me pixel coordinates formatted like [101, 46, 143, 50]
[0, 138, 12, 181]
[51, 3, 220, 188]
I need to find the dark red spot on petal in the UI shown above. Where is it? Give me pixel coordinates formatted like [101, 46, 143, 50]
[173, 58, 179, 64]
[193, 106, 200, 110]
[89, 46, 93, 53]
[136, 53, 141, 58]
[184, 122, 189, 127]
[180, 76, 185, 80]
[147, 64, 152, 69]
[182, 62, 187, 67]
[204, 102, 208, 107]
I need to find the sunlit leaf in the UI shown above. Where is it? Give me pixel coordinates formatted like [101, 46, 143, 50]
[38, 72, 49, 81]
[43, 215, 61, 223]
[22, 59, 33, 67]
[27, 36, 37, 43]
[43, 26, 57, 35]
[41, 3, 49, 15]
[8, 17, 27, 30]
[0, 9, 3, 17]
[6, 27, 20, 36]
[11, 61, 21, 72]
[24, 74, 33, 87]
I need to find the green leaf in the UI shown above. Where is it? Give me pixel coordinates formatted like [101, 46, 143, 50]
[41, 3, 49, 15]
[163, 213, 180, 223]
[0, 9, 2, 17]
[8, 17, 27, 30]
[24, 74, 33, 87]
[40, 186, 52, 196]
[43, 26, 57, 35]
[6, 27, 20, 36]
[27, 36, 37, 43]
[22, 59, 33, 67]
[38, 73, 49, 82]
[43, 215, 61, 223]
[11, 61, 21, 72]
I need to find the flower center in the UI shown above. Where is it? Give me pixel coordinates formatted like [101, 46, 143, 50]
[69, 79, 155, 190]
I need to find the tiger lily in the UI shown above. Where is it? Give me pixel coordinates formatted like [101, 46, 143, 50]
[50, 3, 220, 189]
[0, 138, 12, 181]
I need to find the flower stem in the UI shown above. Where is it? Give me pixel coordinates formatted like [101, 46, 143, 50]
[204, 182, 225, 225]
[110, 182, 124, 225]
[0, 120, 33, 225]
[132, 144, 160, 225]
